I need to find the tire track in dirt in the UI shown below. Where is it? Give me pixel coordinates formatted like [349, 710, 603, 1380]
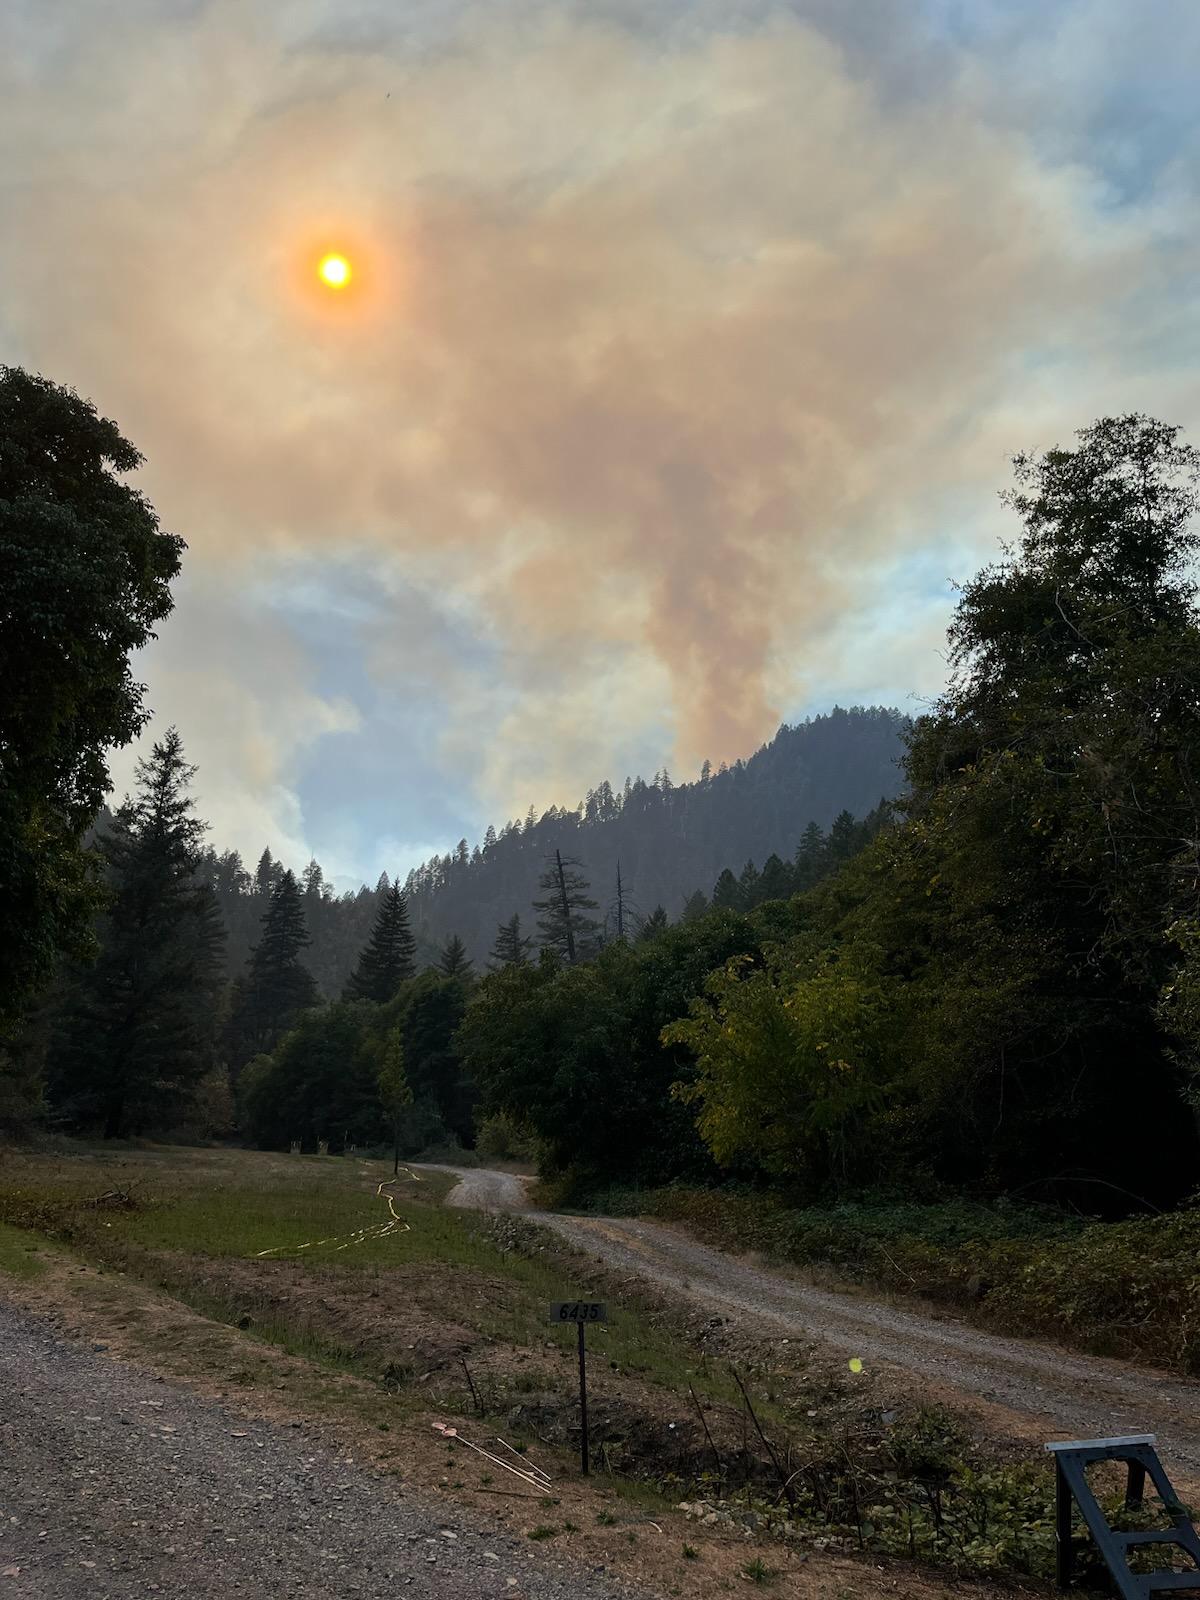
[431, 1165, 1200, 1473]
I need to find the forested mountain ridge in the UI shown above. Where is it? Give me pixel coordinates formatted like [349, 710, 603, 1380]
[403, 705, 906, 960]
[197, 705, 905, 989]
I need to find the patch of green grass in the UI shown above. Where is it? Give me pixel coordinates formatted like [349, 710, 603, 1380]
[742, 1557, 775, 1584]
[0, 1220, 50, 1279]
[682, 1543, 699, 1559]
[527, 1524, 558, 1541]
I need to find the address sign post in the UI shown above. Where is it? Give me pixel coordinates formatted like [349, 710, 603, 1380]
[549, 1302, 608, 1475]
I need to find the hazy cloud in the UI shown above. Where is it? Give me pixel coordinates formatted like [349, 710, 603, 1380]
[3, 0, 1197, 872]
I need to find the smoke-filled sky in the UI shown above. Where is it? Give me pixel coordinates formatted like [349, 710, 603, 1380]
[4, 1, 1198, 887]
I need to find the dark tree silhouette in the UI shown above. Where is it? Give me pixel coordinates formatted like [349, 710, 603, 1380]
[533, 850, 600, 964]
[438, 934, 474, 979]
[227, 870, 318, 1067]
[489, 914, 532, 969]
[344, 882, 416, 1003]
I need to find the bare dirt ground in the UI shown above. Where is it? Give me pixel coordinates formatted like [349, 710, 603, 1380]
[433, 1165, 1200, 1475]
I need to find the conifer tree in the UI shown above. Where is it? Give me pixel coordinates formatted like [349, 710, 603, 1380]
[49, 729, 224, 1137]
[344, 882, 416, 1004]
[637, 904, 670, 942]
[711, 866, 742, 910]
[438, 934, 474, 979]
[793, 821, 828, 890]
[533, 850, 600, 964]
[828, 809, 859, 864]
[227, 869, 318, 1067]
[489, 914, 532, 970]
[681, 889, 710, 922]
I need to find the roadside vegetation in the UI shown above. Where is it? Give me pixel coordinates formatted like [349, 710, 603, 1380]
[558, 1184, 1200, 1374]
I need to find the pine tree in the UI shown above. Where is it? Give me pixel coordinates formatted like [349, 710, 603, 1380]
[711, 866, 742, 910]
[253, 848, 279, 898]
[757, 852, 794, 902]
[227, 869, 318, 1067]
[49, 729, 225, 1137]
[737, 859, 761, 907]
[344, 882, 416, 1004]
[533, 850, 601, 964]
[489, 914, 532, 970]
[637, 905, 670, 942]
[681, 889, 710, 922]
[793, 821, 828, 891]
[828, 809, 859, 864]
[438, 934, 474, 979]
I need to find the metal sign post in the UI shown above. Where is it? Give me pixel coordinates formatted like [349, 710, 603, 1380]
[548, 1302, 608, 1476]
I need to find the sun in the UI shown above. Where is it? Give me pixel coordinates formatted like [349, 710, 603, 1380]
[317, 252, 352, 289]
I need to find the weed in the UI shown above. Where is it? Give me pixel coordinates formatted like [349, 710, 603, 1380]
[595, 1510, 618, 1526]
[742, 1557, 775, 1584]
[527, 1525, 557, 1541]
[682, 1543, 700, 1559]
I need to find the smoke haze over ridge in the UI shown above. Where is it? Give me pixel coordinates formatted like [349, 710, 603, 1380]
[3, 0, 1198, 882]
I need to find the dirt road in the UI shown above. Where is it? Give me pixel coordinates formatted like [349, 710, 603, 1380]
[0, 1299, 644, 1600]
[436, 1165, 1200, 1473]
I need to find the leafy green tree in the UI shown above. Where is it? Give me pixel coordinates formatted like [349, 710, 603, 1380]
[377, 1027, 413, 1175]
[438, 933, 474, 979]
[533, 850, 601, 964]
[227, 870, 318, 1068]
[0, 367, 183, 1034]
[48, 730, 224, 1137]
[460, 909, 761, 1181]
[489, 913, 532, 969]
[665, 951, 904, 1191]
[242, 1002, 382, 1151]
[344, 881, 416, 1003]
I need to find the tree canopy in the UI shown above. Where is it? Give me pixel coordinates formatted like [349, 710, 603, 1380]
[0, 367, 183, 1031]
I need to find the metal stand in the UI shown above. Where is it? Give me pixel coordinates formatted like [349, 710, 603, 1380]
[577, 1321, 590, 1476]
[1048, 1434, 1200, 1597]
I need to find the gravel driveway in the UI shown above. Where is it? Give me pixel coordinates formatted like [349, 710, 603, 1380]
[435, 1165, 1200, 1475]
[0, 1300, 643, 1599]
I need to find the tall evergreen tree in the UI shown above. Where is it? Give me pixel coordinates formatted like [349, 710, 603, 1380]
[438, 934, 474, 979]
[533, 850, 601, 964]
[638, 905, 670, 942]
[49, 729, 224, 1137]
[490, 914, 532, 970]
[793, 821, 828, 890]
[344, 882, 416, 1004]
[681, 889, 710, 921]
[711, 867, 743, 910]
[227, 869, 318, 1067]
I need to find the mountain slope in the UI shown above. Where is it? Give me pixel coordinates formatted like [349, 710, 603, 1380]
[405, 706, 907, 958]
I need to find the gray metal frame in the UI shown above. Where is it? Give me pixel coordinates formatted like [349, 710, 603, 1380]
[1047, 1435, 1200, 1596]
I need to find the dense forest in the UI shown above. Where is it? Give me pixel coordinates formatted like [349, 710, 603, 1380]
[399, 708, 905, 961]
[195, 706, 904, 995]
[5, 369, 1200, 1220]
